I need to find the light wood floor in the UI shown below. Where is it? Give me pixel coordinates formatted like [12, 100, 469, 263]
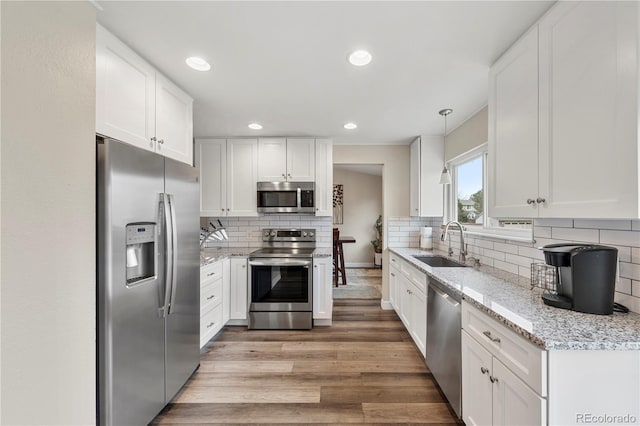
[152, 298, 461, 424]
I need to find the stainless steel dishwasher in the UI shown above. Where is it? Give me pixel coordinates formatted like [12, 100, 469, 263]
[426, 277, 462, 418]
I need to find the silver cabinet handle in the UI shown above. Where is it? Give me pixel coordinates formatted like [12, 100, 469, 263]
[489, 375, 499, 383]
[314, 265, 318, 268]
[536, 197, 546, 204]
[221, 208, 224, 212]
[526, 198, 536, 205]
[483, 330, 501, 343]
[316, 208, 319, 211]
[158, 139, 164, 145]
[207, 295, 215, 300]
[207, 272, 216, 277]
[207, 322, 215, 329]
[391, 273, 395, 277]
[282, 173, 285, 177]
[480, 367, 489, 375]
[227, 208, 230, 211]
[242, 265, 246, 268]
[391, 258, 396, 262]
[288, 173, 291, 177]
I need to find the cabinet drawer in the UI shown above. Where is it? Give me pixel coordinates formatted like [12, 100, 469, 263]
[462, 302, 547, 396]
[200, 303, 223, 347]
[201, 279, 223, 312]
[401, 262, 426, 293]
[201, 261, 223, 284]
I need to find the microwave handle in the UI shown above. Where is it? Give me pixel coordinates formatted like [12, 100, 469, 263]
[297, 187, 301, 209]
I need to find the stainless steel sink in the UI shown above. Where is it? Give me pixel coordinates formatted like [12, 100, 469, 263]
[413, 256, 468, 268]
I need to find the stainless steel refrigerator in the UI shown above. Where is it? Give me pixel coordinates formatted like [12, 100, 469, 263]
[97, 136, 199, 426]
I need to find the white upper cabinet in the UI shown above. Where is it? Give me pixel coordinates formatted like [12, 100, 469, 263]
[155, 74, 194, 165]
[96, 25, 156, 152]
[489, 1, 640, 218]
[196, 139, 226, 216]
[196, 138, 258, 217]
[96, 25, 193, 165]
[488, 27, 539, 218]
[538, 1, 638, 218]
[227, 139, 259, 216]
[257, 138, 288, 181]
[286, 138, 315, 181]
[410, 136, 444, 217]
[314, 139, 333, 217]
[257, 138, 315, 182]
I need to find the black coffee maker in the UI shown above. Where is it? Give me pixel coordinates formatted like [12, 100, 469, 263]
[540, 243, 627, 315]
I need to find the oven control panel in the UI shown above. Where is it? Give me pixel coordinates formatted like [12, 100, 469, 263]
[262, 228, 316, 242]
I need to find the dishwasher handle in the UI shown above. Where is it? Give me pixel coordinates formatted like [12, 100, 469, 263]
[428, 282, 460, 307]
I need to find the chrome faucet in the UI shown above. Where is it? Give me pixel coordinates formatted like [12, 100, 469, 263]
[441, 220, 467, 262]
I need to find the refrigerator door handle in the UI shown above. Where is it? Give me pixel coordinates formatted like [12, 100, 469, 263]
[161, 193, 173, 318]
[167, 194, 179, 315]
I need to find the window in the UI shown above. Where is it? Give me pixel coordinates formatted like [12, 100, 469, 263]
[446, 144, 532, 241]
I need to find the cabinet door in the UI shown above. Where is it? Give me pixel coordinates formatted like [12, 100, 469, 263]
[312, 257, 333, 320]
[389, 266, 400, 311]
[96, 25, 156, 152]
[315, 139, 333, 216]
[286, 138, 315, 181]
[398, 275, 412, 328]
[196, 139, 226, 216]
[410, 285, 427, 358]
[488, 27, 539, 218]
[410, 138, 421, 217]
[229, 258, 248, 320]
[227, 139, 258, 216]
[257, 138, 287, 181]
[462, 332, 494, 426]
[419, 136, 444, 217]
[222, 259, 231, 324]
[492, 358, 546, 426]
[155, 74, 194, 165]
[538, 1, 638, 218]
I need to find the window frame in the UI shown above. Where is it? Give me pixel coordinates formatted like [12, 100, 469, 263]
[444, 143, 534, 243]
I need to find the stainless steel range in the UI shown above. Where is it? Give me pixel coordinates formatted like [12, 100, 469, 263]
[248, 228, 316, 330]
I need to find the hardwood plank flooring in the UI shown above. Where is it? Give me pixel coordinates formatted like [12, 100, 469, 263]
[152, 297, 461, 424]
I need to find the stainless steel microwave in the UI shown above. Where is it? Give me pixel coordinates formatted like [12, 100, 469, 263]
[257, 181, 315, 214]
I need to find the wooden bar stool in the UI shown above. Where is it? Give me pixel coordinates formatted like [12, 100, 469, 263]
[333, 228, 346, 287]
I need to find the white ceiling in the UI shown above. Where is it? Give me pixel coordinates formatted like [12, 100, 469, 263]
[97, 1, 553, 145]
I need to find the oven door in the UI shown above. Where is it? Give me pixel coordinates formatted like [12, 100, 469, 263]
[248, 258, 313, 312]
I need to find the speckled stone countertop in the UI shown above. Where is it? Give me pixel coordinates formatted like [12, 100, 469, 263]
[201, 246, 334, 266]
[390, 247, 640, 351]
[200, 247, 253, 266]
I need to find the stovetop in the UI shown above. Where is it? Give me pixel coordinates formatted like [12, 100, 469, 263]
[250, 247, 315, 258]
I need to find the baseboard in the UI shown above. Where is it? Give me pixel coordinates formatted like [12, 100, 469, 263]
[345, 262, 375, 268]
[380, 300, 393, 310]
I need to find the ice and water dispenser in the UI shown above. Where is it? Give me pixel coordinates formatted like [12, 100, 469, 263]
[125, 223, 156, 285]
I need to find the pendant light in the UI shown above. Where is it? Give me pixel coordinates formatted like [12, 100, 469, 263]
[438, 108, 453, 185]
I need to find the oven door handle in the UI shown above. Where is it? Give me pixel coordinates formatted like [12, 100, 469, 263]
[249, 259, 312, 267]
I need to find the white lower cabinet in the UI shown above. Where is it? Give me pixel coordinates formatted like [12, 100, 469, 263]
[389, 255, 427, 358]
[312, 256, 333, 323]
[229, 258, 248, 321]
[200, 259, 230, 348]
[462, 301, 547, 426]
[462, 331, 545, 426]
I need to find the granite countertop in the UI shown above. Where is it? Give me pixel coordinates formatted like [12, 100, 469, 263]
[201, 246, 334, 266]
[390, 247, 640, 351]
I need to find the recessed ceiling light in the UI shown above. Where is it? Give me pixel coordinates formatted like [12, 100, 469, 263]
[348, 50, 372, 66]
[344, 122, 358, 130]
[185, 57, 211, 71]
[248, 123, 263, 130]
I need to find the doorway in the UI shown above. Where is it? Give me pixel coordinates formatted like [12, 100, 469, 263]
[332, 164, 383, 300]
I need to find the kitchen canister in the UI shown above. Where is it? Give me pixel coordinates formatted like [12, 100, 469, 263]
[420, 227, 432, 250]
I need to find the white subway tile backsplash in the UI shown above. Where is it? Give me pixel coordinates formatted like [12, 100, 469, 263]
[573, 219, 632, 231]
[505, 253, 533, 268]
[533, 226, 552, 238]
[550, 227, 599, 243]
[482, 249, 506, 262]
[493, 242, 519, 255]
[600, 230, 640, 248]
[493, 259, 519, 275]
[534, 218, 573, 228]
[616, 278, 632, 295]
[620, 262, 640, 281]
[633, 280, 640, 297]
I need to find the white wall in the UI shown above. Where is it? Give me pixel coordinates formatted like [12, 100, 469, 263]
[1, 2, 96, 424]
[333, 145, 410, 300]
[445, 106, 488, 161]
[333, 167, 382, 266]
